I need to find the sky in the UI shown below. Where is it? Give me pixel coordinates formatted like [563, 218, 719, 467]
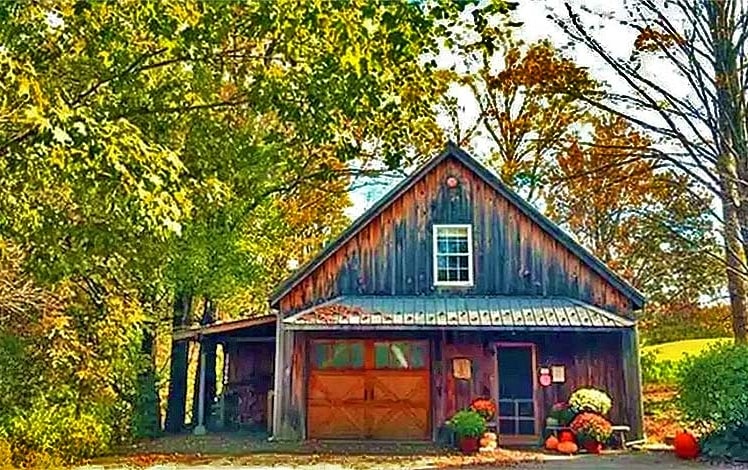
[346, 0, 700, 221]
[346, 0, 644, 219]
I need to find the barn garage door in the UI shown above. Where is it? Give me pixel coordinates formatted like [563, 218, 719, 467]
[307, 340, 430, 440]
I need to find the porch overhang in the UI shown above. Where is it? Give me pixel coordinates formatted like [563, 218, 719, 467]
[282, 295, 634, 332]
[173, 314, 276, 341]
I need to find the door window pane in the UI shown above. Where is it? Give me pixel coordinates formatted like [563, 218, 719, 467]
[374, 341, 427, 369]
[499, 419, 515, 435]
[312, 341, 364, 369]
[518, 420, 535, 435]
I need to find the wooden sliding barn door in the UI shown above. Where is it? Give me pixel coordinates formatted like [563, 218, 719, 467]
[307, 339, 430, 440]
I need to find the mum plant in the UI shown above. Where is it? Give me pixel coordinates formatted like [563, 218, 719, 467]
[570, 412, 613, 444]
[447, 410, 487, 439]
[569, 388, 612, 416]
[548, 402, 576, 426]
[469, 397, 496, 421]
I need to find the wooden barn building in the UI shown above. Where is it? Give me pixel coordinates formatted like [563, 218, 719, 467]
[178, 143, 645, 445]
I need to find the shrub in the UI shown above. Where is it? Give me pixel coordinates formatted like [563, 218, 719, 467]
[0, 438, 11, 469]
[570, 412, 613, 444]
[640, 350, 681, 385]
[698, 422, 748, 461]
[677, 342, 748, 431]
[447, 410, 486, 439]
[469, 398, 496, 421]
[569, 388, 612, 416]
[4, 399, 112, 465]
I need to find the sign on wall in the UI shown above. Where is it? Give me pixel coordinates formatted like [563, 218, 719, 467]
[551, 365, 566, 383]
[452, 358, 472, 380]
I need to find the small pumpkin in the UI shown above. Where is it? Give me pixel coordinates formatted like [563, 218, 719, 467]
[557, 440, 578, 455]
[479, 437, 492, 447]
[673, 430, 699, 460]
[558, 430, 575, 443]
[545, 435, 559, 450]
[483, 432, 497, 441]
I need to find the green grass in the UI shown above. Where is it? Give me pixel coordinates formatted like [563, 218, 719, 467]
[642, 337, 732, 362]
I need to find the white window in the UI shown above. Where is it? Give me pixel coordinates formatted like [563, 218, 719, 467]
[433, 224, 473, 286]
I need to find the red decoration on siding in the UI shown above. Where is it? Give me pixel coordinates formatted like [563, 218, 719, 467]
[446, 176, 459, 188]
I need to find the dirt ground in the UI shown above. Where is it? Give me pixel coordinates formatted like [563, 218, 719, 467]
[76, 451, 745, 469]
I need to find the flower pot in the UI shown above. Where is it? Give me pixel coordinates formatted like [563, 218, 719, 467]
[583, 440, 602, 454]
[546, 417, 559, 426]
[458, 436, 480, 454]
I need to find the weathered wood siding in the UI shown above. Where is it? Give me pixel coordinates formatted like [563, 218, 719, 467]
[432, 331, 637, 438]
[279, 157, 633, 315]
[225, 342, 274, 428]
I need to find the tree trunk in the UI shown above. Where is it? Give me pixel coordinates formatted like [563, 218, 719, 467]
[191, 297, 217, 428]
[165, 292, 192, 433]
[134, 326, 162, 437]
[722, 194, 748, 342]
[711, 4, 748, 341]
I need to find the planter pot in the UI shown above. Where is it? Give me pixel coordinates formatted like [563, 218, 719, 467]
[458, 436, 480, 454]
[546, 417, 559, 426]
[583, 441, 603, 454]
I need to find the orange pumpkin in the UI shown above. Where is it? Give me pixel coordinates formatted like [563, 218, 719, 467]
[673, 431, 699, 460]
[483, 432, 497, 441]
[558, 430, 575, 443]
[557, 441, 578, 455]
[545, 435, 559, 450]
[479, 437, 492, 447]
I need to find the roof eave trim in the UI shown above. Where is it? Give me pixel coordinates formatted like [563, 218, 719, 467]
[448, 146, 645, 309]
[283, 324, 632, 332]
[270, 143, 645, 310]
[269, 146, 457, 307]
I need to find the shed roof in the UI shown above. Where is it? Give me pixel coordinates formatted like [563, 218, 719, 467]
[270, 143, 645, 310]
[172, 314, 276, 341]
[282, 295, 634, 331]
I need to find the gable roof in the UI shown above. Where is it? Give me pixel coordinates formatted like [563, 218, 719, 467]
[270, 142, 645, 310]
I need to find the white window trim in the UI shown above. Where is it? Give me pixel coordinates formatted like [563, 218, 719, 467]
[433, 224, 474, 287]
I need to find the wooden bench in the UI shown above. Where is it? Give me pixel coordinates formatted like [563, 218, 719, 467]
[544, 424, 631, 449]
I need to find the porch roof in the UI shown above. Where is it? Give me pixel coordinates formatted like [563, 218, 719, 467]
[173, 314, 275, 341]
[282, 296, 634, 331]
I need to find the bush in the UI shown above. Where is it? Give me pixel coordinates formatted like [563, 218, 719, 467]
[447, 410, 486, 439]
[569, 388, 612, 416]
[4, 399, 112, 466]
[640, 350, 681, 385]
[0, 438, 11, 469]
[698, 422, 748, 461]
[678, 342, 748, 431]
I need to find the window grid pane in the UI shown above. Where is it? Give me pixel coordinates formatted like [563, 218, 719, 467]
[498, 399, 535, 436]
[435, 226, 471, 284]
[313, 341, 364, 369]
[373, 341, 427, 369]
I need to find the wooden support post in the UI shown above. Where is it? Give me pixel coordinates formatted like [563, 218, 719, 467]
[193, 348, 207, 435]
[621, 327, 644, 440]
[272, 316, 284, 439]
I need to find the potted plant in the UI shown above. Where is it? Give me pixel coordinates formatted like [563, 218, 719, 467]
[547, 401, 575, 426]
[569, 412, 613, 454]
[469, 397, 496, 422]
[447, 410, 487, 453]
[568, 388, 612, 416]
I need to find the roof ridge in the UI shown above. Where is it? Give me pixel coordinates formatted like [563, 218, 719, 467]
[270, 143, 645, 309]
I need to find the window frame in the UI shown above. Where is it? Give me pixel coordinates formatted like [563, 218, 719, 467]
[432, 223, 474, 287]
